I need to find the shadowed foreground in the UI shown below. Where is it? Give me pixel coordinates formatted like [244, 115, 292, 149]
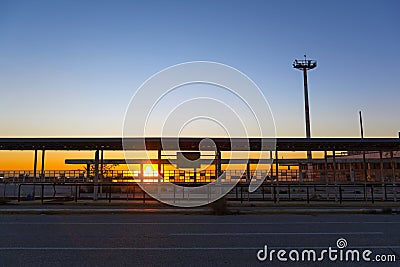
[0, 214, 399, 266]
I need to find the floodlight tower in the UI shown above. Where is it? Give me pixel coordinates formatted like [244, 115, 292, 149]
[293, 55, 317, 162]
[293, 55, 317, 140]
[293, 55, 317, 138]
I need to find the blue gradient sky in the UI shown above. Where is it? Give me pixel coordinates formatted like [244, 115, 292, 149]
[0, 0, 399, 138]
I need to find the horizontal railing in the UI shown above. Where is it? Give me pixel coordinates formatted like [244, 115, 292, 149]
[1, 168, 399, 184]
[1, 182, 399, 204]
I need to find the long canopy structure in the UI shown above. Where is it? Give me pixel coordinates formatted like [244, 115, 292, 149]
[0, 137, 399, 151]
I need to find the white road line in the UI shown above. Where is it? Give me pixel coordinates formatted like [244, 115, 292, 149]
[0, 247, 258, 250]
[0, 246, 398, 250]
[0, 222, 399, 225]
[170, 232, 384, 236]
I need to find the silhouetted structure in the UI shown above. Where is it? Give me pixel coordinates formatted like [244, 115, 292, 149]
[293, 55, 317, 179]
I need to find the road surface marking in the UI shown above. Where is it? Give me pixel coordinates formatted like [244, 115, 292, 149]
[0, 222, 399, 225]
[0, 245, 398, 250]
[170, 232, 383, 236]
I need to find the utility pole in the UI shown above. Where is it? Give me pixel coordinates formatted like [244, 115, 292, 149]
[359, 111, 364, 138]
[359, 111, 368, 201]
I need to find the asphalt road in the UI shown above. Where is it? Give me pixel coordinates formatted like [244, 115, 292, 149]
[0, 214, 399, 266]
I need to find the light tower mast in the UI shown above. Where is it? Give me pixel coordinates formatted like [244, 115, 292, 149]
[293, 55, 317, 162]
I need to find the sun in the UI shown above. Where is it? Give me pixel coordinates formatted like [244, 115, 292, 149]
[143, 164, 157, 177]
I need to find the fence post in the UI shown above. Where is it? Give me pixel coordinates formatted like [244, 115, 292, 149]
[3, 183, 6, 199]
[339, 185, 342, 204]
[207, 183, 210, 203]
[363, 184, 367, 202]
[75, 184, 78, 202]
[306, 186, 309, 204]
[174, 184, 176, 204]
[18, 184, 21, 202]
[235, 186, 238, 199]
[41, 184, 44, 204]
[371, 184, 374, 204]
[262, 185, 265, 201]
[109, 184, 112, 203]
[240, 185, 243, 203]
[384, 183, 387, 201]
[364, 184, 367, 202]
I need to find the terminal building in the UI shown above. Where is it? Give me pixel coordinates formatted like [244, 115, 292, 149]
[0, 137, 399, 185]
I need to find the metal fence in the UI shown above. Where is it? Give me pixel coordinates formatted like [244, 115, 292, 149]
[1, 168, 399, 184]
[1, 182, 398, 204]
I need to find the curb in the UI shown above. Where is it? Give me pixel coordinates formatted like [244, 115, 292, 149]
[0, 207, 398, 215]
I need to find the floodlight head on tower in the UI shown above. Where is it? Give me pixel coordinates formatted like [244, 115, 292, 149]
[293, 55, 317, 70]
[293, 54, 317, 166]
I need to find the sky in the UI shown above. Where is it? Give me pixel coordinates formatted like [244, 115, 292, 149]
[0, 0, 399, 140]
